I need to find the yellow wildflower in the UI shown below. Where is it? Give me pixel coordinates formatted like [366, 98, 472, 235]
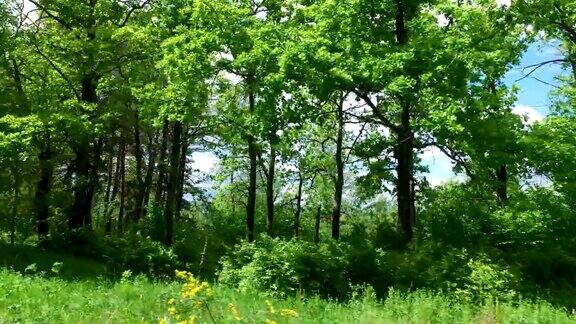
[280, 309, 299, 318]
[265, 300, 276, 315]
[264, 319, 278, 324]
[188, 315, 197, 324]
[168, 306, 178, 316]
[175, 270, 193, 281]
[159, 318, 167, 324]
[181, 281, 212, 300]
[229, 303, 243, 321]
[168, 298, 176, 306]
[195, 300, 205, 309]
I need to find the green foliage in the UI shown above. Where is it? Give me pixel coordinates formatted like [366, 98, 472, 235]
[1, 0, 576, 318]
[1, 269, 574, 323]
[219, 236, 351, 298]
[42, 231, 180, 278]
[455, 256, 519, 302]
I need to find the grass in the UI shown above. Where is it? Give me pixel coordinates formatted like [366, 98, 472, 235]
[0, 240, 574, 323]
[0, 268, 575, 324]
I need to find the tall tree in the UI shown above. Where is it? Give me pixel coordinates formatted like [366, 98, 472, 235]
[284, 0, 524, 241]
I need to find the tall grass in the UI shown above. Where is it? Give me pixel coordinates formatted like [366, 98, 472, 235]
[1, 269, 574, 323]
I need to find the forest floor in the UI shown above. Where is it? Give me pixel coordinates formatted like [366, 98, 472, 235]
[0, 243, 575, 323]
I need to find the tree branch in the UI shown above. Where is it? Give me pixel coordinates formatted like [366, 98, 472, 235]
[353, 90, 401, 133]
[515, 59, 566, 82]
[28, 0, 74, 31]
[31, 39, 81, 100]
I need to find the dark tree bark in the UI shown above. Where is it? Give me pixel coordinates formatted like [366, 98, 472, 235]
[395, 126, 415, 241]
[117, 138, 127, 233]
[231, 172, 236, 214]
[175, 130, 188, 222]
[393, 0, 416, 241]
[10, 168, 19, 247]
[69, 9, 100, 229]
[133, 110, 145, 222]
[246, 86, 257, 242]
[332, 95, 345, 240]
[106, 143, 122, 234]
[142, 131, 158, 217]
[103, 147, 115, 234]
[266, 141, 276, 235]
[35, 131, 52, 238]
[164, 121, 183, 246]
[154, 120, 170, 205]
[103, 149, 114, 209]
[69, 143, 94, 229]
[294, 172, 304, 238]
[495, 165, 508, 205]
[8, 58, 28, 110]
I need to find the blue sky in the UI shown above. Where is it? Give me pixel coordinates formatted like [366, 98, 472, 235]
[504, 41, 564, 115]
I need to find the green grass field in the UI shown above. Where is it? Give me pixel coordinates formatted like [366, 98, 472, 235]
[1, 268, 575, 324]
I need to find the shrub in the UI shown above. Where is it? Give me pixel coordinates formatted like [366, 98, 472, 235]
[42, 230, 180, 278]
[454, 255, 518, 302]
[418, 184, 495, 247]
[218, 236, 351, 298]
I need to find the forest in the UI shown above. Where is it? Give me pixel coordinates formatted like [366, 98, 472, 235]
[1, 0, 576, 323]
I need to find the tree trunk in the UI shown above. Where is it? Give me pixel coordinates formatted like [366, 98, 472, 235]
[118, 138, 126, 234]
[175, 130, 188, 222]
[231, 172, 236, 214]
[133, 110, 145, 222]
[87, 139, 103, 228]
[266, 142, 276, 235]
[294, 172, 304, 238]
[246, 86, 257, 243]
[103, 148, 114, 234]
[394, 0, 415, 242]
[10, 169, 19, 247]
[495, 165, 508, 205]
[331, 96, 345, 240]
[106, 143, 122, 234]
[142, 132, 157, 217]
[154, 120, 170, 205]
[69, 143, 94, 229]
[164, 121, 183, 246]
[35, 131, 52, 239]
[69, 71, 99, 230]
[395, 126, 415, 241]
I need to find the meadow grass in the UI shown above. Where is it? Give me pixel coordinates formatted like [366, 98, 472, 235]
[1, 268, 574, 324]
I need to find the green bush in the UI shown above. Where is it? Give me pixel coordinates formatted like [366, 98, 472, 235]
[219, 236, 351, 298]
[42, 230, 180, 278]
[419, 184, 495, 247]
[454, 255, 519, 302]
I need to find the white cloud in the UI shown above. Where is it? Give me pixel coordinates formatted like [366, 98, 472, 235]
[190, 152, 219, 173]
[437, 13, 450, 27]
[420, 147, 466, 187]
[496, 0, 511, 8]
[512, 105, 544, 125]
[344, 122, 363, 134]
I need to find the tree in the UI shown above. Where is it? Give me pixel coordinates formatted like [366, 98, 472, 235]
[284, 0, 524, 241]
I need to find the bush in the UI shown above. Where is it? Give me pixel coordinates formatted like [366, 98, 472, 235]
[454, 255, 518, 302]
[218, 236, 351, 298]
[42, 230, 180, 278]
[100, 235, 180, 278]
[419, 184, 496, 247]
